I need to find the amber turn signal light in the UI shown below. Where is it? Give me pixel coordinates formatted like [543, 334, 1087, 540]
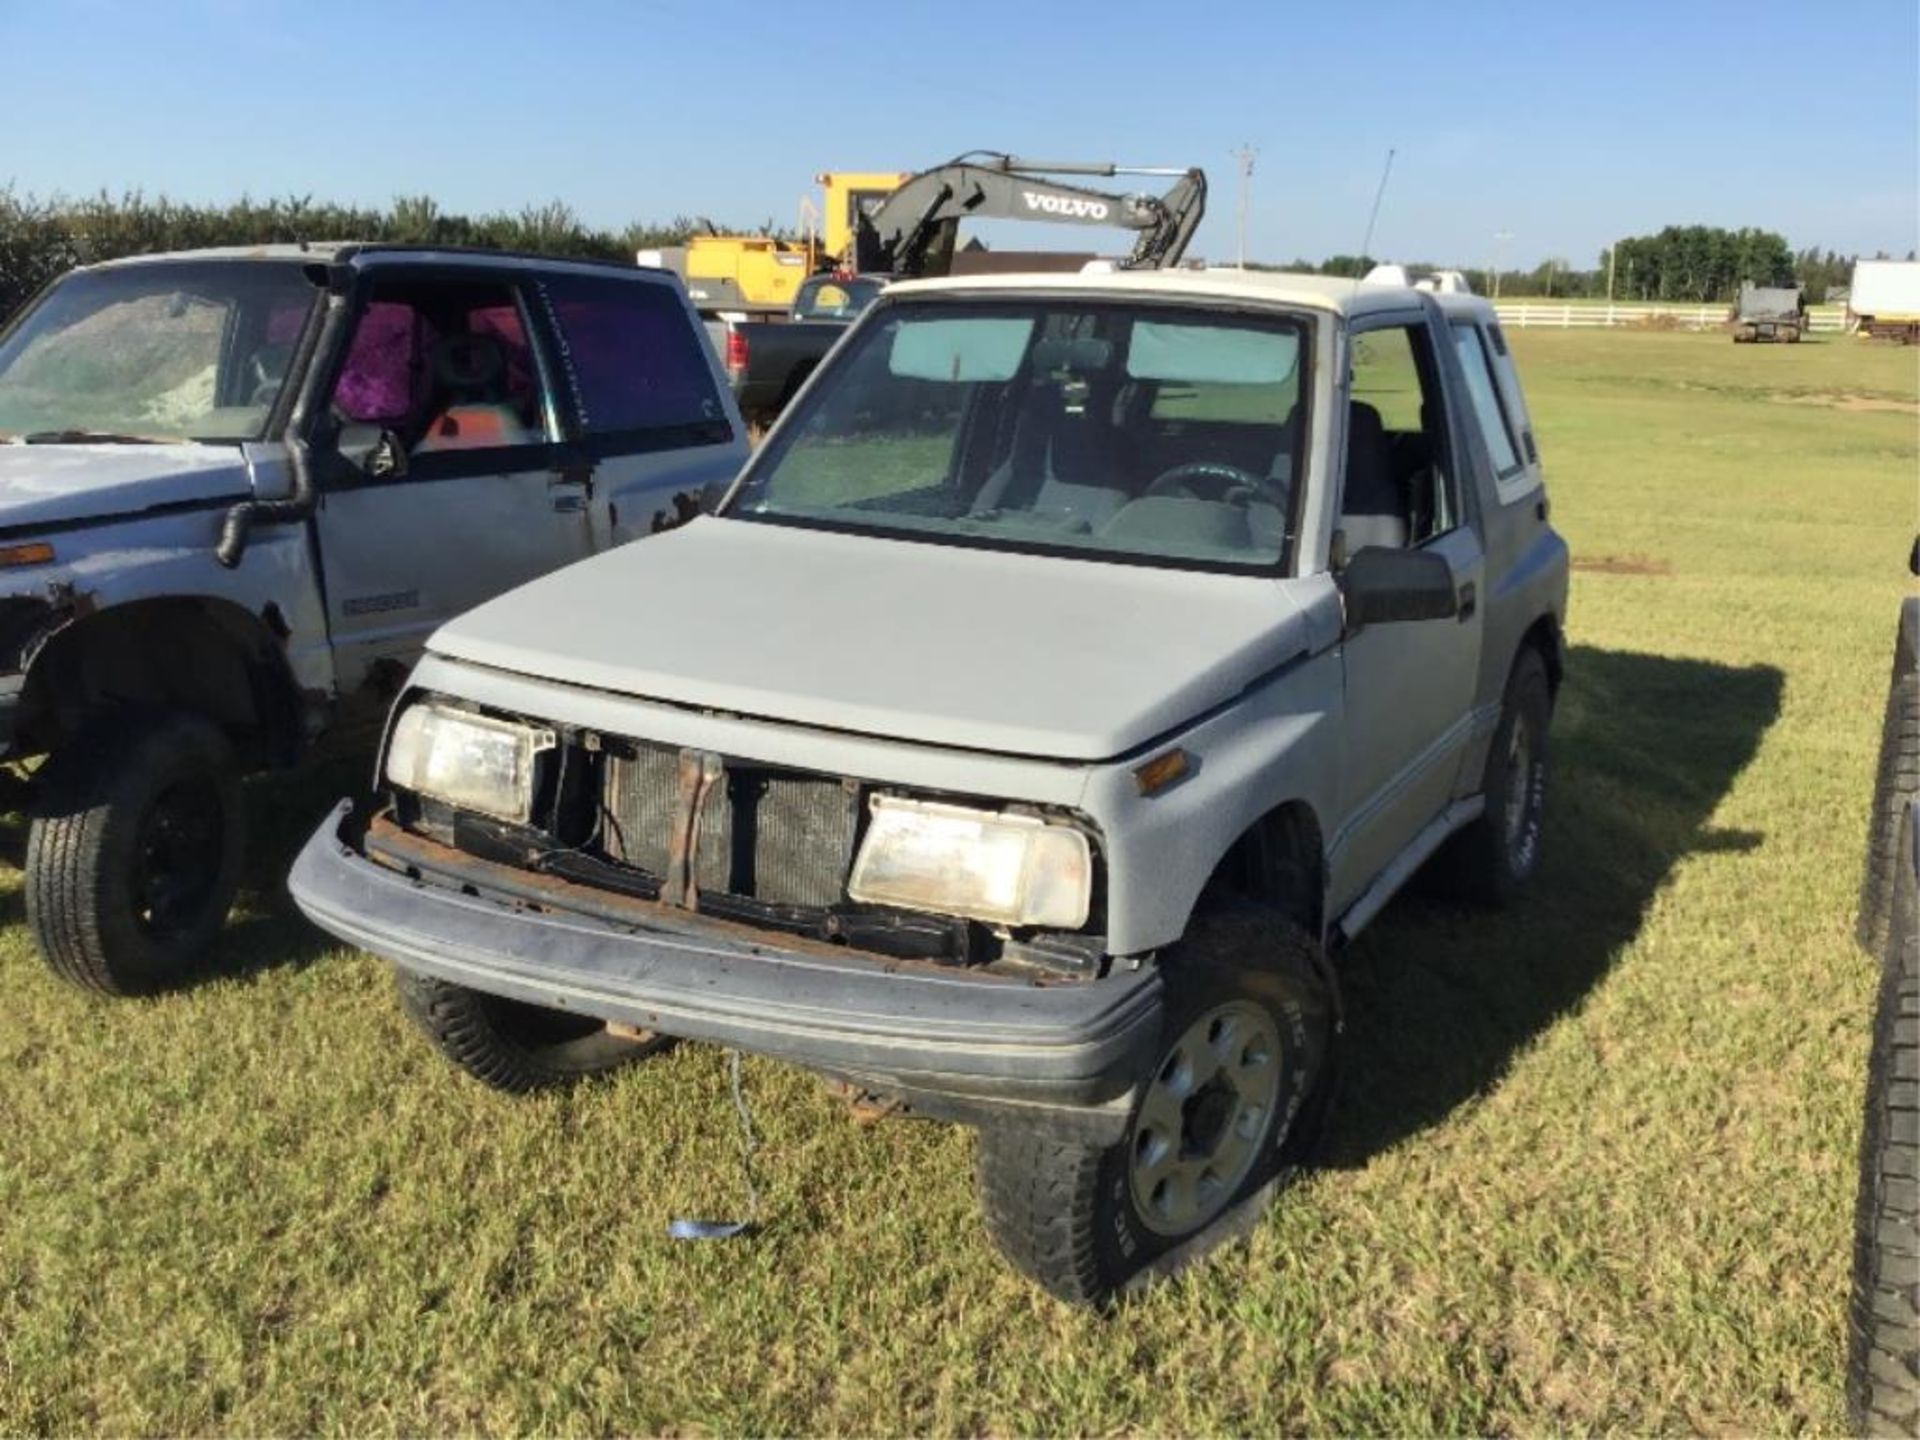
[0, 542, 55, 569]
[1132, 748, 1191, 796]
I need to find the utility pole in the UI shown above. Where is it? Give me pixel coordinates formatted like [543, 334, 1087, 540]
[1491, 229, 1514, 300]
[1231, 144, 1258, 269]
[1606, 243, 1617, 302]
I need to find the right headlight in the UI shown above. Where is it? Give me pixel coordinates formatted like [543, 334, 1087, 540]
[384, 702, 555, 825]
[847, 795, 1093, 929]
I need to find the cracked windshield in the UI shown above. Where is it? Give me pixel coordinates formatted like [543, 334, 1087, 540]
[732, 300, 1306, 568]
[0, 261, 317, 443]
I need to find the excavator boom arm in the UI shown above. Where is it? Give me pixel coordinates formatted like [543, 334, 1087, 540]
[854, 154, 1207, 279]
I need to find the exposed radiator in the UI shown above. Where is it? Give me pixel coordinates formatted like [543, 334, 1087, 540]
[602, 745, 859, 908]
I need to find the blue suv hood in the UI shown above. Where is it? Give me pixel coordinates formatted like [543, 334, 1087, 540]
[0, 443, 251, 531]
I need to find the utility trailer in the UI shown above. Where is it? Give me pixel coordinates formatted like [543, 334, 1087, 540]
[1849, 260, 1920, 343]
[1730, 282, 1806, 343]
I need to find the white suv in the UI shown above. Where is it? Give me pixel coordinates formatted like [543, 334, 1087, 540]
[293, 267, 1569, 1303]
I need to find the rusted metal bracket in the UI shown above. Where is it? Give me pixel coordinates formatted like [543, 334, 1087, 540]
[661, 748, 723, 910]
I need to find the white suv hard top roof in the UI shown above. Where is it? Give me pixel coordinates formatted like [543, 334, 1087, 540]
[886, 266, 1498, 322]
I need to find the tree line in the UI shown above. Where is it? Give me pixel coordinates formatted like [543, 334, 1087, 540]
[4, 190, 1908, 322]
[0, 189, 767, 322]
[1270, 227, 1910, 304]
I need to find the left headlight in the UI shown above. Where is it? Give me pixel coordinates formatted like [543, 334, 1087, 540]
[384, 702, 555, 825]
[848, 795, 1093, 930]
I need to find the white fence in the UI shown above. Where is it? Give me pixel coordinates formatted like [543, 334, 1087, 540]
[1492, 301, 1847, 333]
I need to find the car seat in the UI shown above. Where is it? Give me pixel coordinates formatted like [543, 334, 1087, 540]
[1339, 401, 1409, 551]
[416, 333, 531, 451]
[970, 338, 1130, 529]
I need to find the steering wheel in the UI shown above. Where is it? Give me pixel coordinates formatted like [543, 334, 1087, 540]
[1143, 460, 1266, 504]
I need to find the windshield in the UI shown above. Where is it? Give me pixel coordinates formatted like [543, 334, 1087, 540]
[0, 261, 319, 443]
[791, 275, 886, 321]
[730, 298, 1308, 570]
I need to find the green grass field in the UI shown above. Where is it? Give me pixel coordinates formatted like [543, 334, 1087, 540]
[0, 330, 1914, 1434]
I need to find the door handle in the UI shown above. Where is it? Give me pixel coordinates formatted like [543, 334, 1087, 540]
[548, 461, 594, 515]
[1457, 580, 1477, 620]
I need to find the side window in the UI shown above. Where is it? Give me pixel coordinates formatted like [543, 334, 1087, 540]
[1449, 322, 1522, 480]
[331, 279, 550, 468]
[1344, 322, 1455, 548]
[534, 274, 730, 446]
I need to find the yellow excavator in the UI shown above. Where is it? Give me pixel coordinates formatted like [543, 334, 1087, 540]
[650, 157, 1205, 315]
[645, 171, 910, 316]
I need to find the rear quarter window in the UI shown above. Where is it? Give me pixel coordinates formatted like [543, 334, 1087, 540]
[534, 274, 732, 449]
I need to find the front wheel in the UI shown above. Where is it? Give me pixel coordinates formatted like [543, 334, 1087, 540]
[395, 971, 668, 1093]
[25, 710, 244, 995]
[975, 910, 1331, 1306]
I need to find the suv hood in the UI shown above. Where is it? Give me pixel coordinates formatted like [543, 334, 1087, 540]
[0, 443, 250, 531]
[430, 519, 1318, 762]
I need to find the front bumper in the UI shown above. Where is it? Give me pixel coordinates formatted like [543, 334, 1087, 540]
[290, 802, 1165, 1136]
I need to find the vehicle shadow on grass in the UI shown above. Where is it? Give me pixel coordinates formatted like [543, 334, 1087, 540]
[1320, 643, 1784, 1168]
[195, 745, 379, 988]
[0, 812, 25, 929]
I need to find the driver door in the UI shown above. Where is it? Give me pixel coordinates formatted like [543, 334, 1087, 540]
[313, 267, 594, 693]
[1330, 313, 1485, 909]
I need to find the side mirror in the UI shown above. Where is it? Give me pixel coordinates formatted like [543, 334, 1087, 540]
[1337, 545, 1458, 629]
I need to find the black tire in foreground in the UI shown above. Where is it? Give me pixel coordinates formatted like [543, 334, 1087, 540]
[975, 909, 1332, 1306]
[1849, 805, 1920, 1436]
[395, 970, 669, 1094]
[1859, 602, 1918, 958]
[1438, 646, 1552, 905]
[25, 710, 244, 995]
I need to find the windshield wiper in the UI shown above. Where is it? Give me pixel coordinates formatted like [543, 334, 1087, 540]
[21, 429, 172, 445]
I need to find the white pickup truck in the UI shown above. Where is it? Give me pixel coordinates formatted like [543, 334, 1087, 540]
[293, 267, 1569, 1302]
[0, 244, 745, 994]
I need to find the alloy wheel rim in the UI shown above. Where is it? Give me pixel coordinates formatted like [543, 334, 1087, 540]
[1128, 1000, 1284, 1237]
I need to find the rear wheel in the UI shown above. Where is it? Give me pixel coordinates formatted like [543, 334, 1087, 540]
[975, 909, 1331, 1306]
[1436, 647, 1552, 905]
[25, 710, 244, 995]
[395, 970, 668, 1093]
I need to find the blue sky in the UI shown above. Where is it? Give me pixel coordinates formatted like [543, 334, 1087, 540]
[5, 0, 1915, 269]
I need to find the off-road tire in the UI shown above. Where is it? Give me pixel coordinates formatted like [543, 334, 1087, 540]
[1849, 807, 1920, 1436]
[25, 710, 244, 995]
[1859, 607, 1918, 957]
[1437, 646, 1553, 905]
[395, 970, 667, 1094]
[974, 909, 1332, 1306]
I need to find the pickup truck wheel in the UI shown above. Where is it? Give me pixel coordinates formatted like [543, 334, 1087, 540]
[1849, 809, 1920, 1435]
[25, 711, 243, 995]
[1438, 647, 1552, 905]
[974, 910, 1331, 1306]
[394, 970, 667, 1094]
